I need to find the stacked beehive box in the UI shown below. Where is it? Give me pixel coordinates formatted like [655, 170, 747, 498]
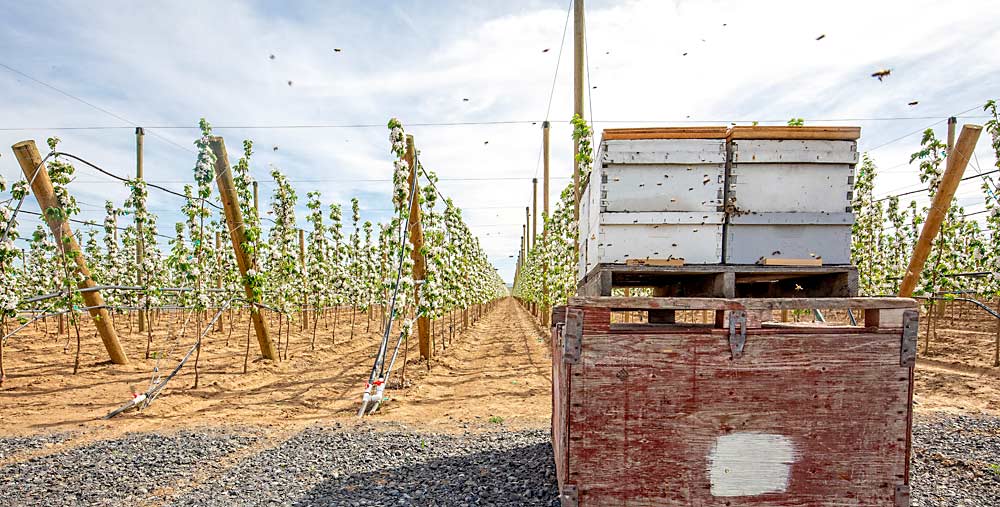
[578, 126, 861, 298]
[725, 126, 860, 264]
[580, 127, 729, 279]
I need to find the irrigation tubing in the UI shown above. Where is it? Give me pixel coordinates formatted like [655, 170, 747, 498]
[146, 303, 229, 405]
[358, 154, 420, 417]
[104, 300, 233, 419]
[58, 152, 223, 211]
[1, 301, 59, 345]
[912, 295, 1000, 321]
[367, 153, 458, 414]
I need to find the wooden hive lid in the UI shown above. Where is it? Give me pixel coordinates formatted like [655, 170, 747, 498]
[601, 126, 730, 141]
[727, 126, 861, 141]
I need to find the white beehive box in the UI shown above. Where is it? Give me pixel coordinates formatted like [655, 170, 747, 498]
[723, 126, 860, 265]
[579, 128, 728, 280]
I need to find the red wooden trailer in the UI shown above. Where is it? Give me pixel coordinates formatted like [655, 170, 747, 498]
[551, 296, 918, 506]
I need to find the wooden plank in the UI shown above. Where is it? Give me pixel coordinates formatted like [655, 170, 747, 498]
[727, 125, 861, 141]
[570, 326, 909, 504]
[586, 262, 854, 275]
[625, 258, 685, 267]
[568, 296, 918, 311]
[581, 263, 858, 297]
[602, 126, 729, 140]
[551, 309, 570, 491]
[759, 257, 823, 267]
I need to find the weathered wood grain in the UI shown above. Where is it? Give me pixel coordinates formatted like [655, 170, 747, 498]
[602, 127, 729, 140]
[577, 263, 858, 299]
[727, 126, 861, 141]
[554, 303, 914, 505]
[568, 296, 917, 312]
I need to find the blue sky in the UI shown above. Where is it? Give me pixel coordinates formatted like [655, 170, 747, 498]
[1, 0, 998, 282]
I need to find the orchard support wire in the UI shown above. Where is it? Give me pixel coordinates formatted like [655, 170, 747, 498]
[209, 136, 279, 361]
[11, 140, 129, 365]
[898, 124, 983, 297]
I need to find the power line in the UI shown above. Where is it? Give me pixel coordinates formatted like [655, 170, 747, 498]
[544, 0, 574, 122]
[0, 62, 195, 155]
[244, 176, 572, 185]
[874, 168, 1000, 203]
[1, 115, 992, 132]
[864, 105, 983, 153]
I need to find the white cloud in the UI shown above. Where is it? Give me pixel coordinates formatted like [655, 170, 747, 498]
[0, 0, 998, 282]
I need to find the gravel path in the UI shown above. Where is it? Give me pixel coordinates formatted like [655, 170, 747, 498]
[0, 430, 257, 507]
[0, 414, 996, 506]
[0, 433, 70, 461]
[911, 414, 1000, 506]
[172, 425, 558, 507]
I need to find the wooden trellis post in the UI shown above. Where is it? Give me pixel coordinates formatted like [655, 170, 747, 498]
[405, 135, 431, 359]
[209, 136, 279, 361]
[136, 127, 146, 333]
[532, 178, 538, 250]
[299, 228, 307, 331]
[12, 140, 129, 365]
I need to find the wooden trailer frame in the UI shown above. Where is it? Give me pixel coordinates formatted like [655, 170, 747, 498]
[552, 297, 918, 506]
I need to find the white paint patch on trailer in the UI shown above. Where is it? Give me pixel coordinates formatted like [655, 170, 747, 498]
[707, 432, 797, 497]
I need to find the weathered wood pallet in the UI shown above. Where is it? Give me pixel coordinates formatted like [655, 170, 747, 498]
[551, 297, 918, 506]
[578, 263, 858, 298]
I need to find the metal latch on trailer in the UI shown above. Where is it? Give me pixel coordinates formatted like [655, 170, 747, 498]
[895, 484, 910, 506]
[900, 310, 918, 367]
[728, 310, 747, 359]
[562, 308, 584, 364]
[559, 485, 578, 507]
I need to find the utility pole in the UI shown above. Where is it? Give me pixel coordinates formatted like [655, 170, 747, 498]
[405, 135, 431, 360]
[898, 124, 982, 297]
[573, 0, 586, 223]
[136, 127, 146, 333]
[532, 178, 538, 249]
[543, 121, 551, 224]
[541, 121, 551, 324]
[209, 136, 279, 360]
[522, 225, 527, 263]
[525, 206, 531, 253]
[12, 140, 129, 365]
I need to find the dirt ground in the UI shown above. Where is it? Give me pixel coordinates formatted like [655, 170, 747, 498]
[911, 299, 1000, 416]
[0, 296, 997, 444]
[0, 298, 551, 440]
